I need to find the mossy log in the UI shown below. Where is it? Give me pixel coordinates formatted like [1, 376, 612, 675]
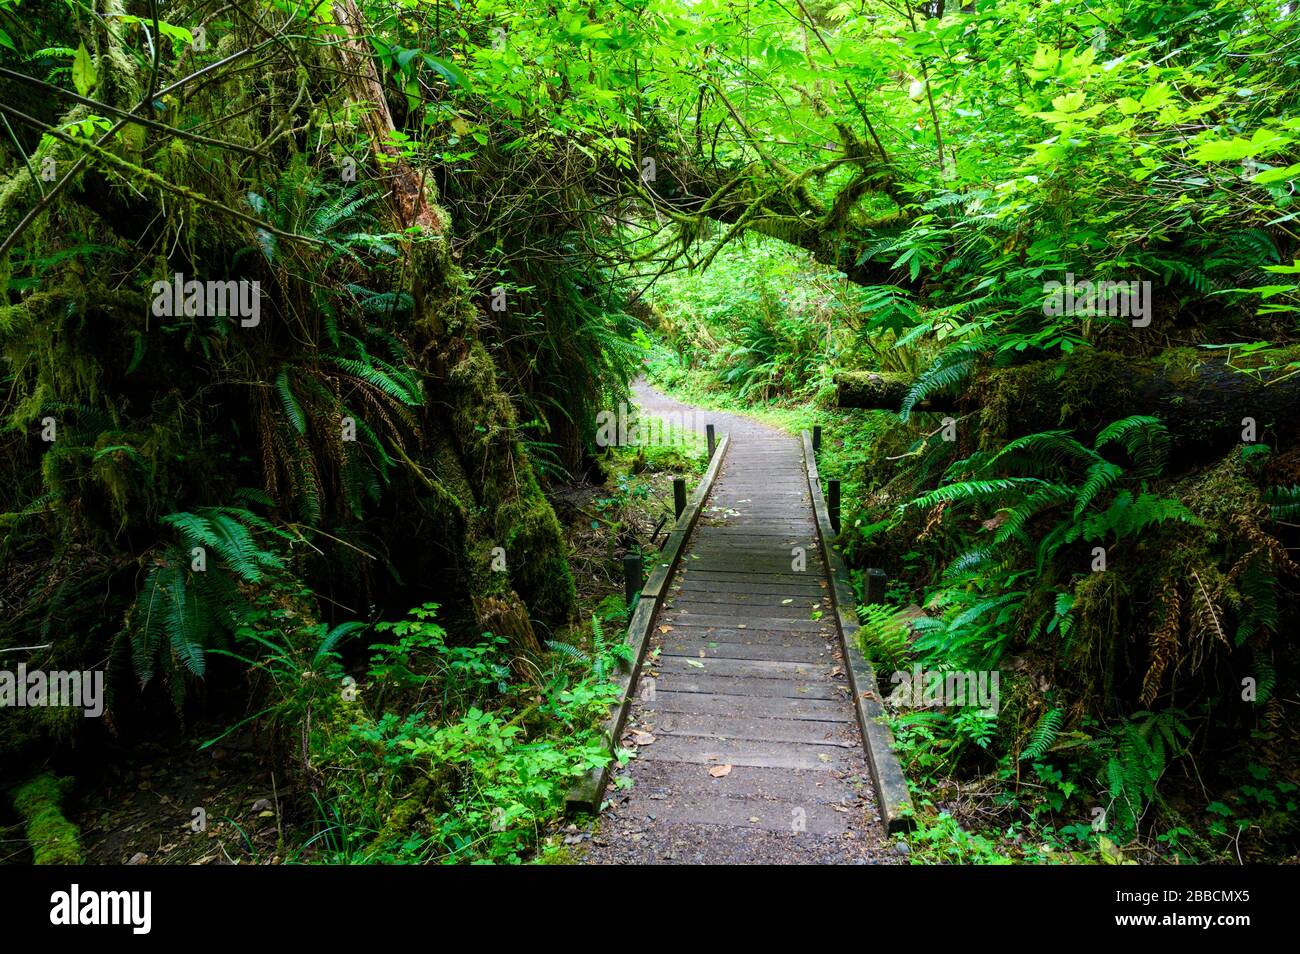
[839, 349, 1300, 459]
[834, 370, 958, 413]
[11, 773, 83, 865]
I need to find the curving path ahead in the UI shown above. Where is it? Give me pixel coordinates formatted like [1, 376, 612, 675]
[579, 381, 896, 864]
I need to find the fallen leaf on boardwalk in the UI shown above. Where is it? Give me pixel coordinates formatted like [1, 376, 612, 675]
[698, 650, 706, 657]
[686, 659, 705, 668]
[659, 626, 672, 634]
[630, 731, 656, 746]
[737, 623, 747, 629]
[781, 599, 793, 605]
[818, 753, 833, 763]
[709, 765, 733, 778]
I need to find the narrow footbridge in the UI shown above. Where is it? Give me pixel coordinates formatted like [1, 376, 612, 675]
[575, 383, 911, 864]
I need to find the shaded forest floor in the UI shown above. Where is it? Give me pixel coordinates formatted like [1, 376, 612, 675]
[17, 397, 708, 866]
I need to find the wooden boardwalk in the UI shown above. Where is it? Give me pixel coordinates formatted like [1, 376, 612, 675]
[581, 383, 893, 864]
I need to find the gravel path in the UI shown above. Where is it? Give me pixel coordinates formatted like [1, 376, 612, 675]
[576, 381, 900, 865]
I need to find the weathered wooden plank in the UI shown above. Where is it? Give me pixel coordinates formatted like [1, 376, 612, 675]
[664, 599, 827, 619]
[646, 711, 859, 747]
[622, 759, 863, 803]
[652, 673, 843, 700]
[616, 792, 853, 836]
[656, 654, 838, 681]
[659, 639, 834, 663]
[653, 624, 833, 644]
[670, 588, 826, 604]
[678, 568, 825, 582]
[658, 612, 831, 631]
[634, 735, 854, 771]
[644, 689, 852, 721]
[673, 578, 826, 595]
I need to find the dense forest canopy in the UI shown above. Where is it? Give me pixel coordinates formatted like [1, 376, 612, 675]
[0, 0, 1297, 865]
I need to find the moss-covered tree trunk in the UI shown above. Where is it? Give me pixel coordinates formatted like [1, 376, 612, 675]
[331, 1, 576, 650]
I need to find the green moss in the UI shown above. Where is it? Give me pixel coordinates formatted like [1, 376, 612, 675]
[979, 350, 1140, 446]
[11, 773, 82, 865]
[1176, 450, 1265, 528]
[371, 780, 432, 854]
[1152, 346, 1207, 386]
[1070, 570, 1128, 704]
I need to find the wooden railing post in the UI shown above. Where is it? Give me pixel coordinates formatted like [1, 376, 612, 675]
[865, 567, 888, 605]
[623, 551, 643, 613]
[673, 477, 687, 519]
[828, 478, 840, 533]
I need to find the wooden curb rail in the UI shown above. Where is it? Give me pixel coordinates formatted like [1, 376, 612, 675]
[801, 430, 915, 833]
[565, 432, 732, 815]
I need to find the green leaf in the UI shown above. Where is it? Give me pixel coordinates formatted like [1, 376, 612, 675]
[423, 54, 469, 89]
[1051, 92, 1086, 114]
[1253, 163, 1300, 185]
[156, 22, 194, 45]
[72, 42, 97, 97]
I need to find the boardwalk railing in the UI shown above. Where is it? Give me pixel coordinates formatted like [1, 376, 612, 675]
[801, 430, 915, 833]
[566, 431, 732, 814]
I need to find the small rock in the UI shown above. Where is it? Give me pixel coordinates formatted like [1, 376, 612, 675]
[251, 798, 273, 813]
[127, 852, 149, 865]
[894, 841, 911, 856]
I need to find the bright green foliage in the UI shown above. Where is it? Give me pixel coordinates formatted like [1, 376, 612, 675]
[303, 604, 619, 863]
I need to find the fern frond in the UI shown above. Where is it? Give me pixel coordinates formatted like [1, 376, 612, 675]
[1020, 707, 1064, 762]
[900, 343, 984, 421]
[1265, 485, 1300, 521]
[276, 370, 307, 436]
[314, 621, 367, 664]
[993, 484, 1075, 546]
[944, 547, 993, 578]
[906, 477, 1051, 512]
[985, 430, 1100, 477]
[1074, 461, 1124, 517]
[1095, 416, 1170, 477]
